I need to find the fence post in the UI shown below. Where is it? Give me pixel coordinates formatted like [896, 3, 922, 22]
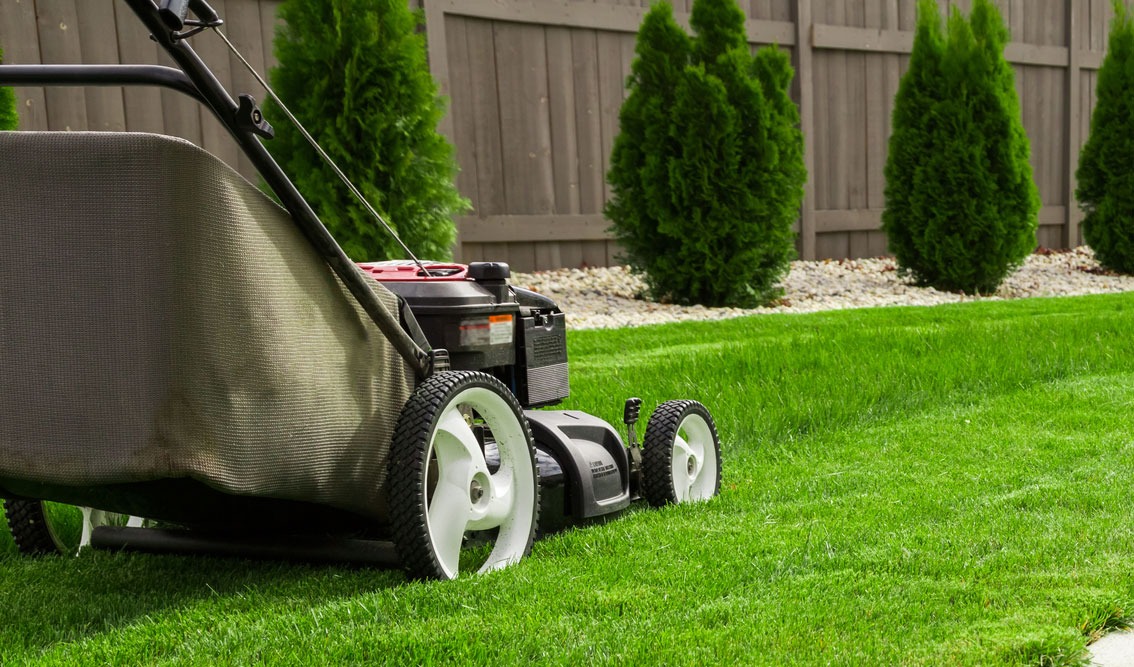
[795, 0, 817, 260]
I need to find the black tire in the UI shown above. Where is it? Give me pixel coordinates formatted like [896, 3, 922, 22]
[642, 400, 721, 507]
[3, 500, 64, 555]
[387, 371, 539, 580]
[3, 500, 142, 556]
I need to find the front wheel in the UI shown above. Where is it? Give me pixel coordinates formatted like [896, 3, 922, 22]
[386, 371, 539, 580]
[641, 400, 721, 507]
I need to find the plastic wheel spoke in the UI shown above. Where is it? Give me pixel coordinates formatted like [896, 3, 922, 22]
[427, 477, 472, 573]
[434, 408, 489, 478]
[672, 434, 700, 498]
[429, 408, 490, 573]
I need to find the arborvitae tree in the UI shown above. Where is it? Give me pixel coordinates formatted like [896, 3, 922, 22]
[607, 0, 805, 307]
[690, 0, 747, 65]
[0, 48, 17, 131]
[1076, 1, 1134, 273]
[882, 0, 1038, 295]
[606, 4, 690, 282]
[264, 0, 467, 261]
[883, 0, 945, 273]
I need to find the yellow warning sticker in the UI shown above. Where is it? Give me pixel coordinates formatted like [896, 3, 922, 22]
[489, 314, 514, 345]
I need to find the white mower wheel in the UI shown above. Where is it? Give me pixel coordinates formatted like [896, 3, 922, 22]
[641, 400, 721, 507]
[387, 371, 539, 580]
[3, 500, 143, 556]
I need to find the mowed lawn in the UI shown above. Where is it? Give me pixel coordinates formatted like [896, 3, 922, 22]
[4, 293, 1134, 665]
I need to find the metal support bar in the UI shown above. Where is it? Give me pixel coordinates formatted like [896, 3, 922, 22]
[92, 527, 401, 565]
[0, 65, 205, 104]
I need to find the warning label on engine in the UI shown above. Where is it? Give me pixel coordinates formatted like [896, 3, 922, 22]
[460, 314, 513, 347]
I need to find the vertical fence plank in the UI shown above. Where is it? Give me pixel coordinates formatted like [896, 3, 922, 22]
[795, 0, 817, 259]
[1065, 0, 1080, 247]
[547, 27, 581, 216]
[596, 31, 623, 207]
[466, 18, 506, 216]
[464, 17, 506, 264]
[75, 0, 126, 132]
[156, 49, 204, 146]
[0, 0, 49, 130]
[566, 29, 604, 269]
[819, 0, 851, 258]
[572, 29, 605, 217]
[543, 26, 580, 269]
[446, 17, 480, 219]
[846, 0, 869, 258]
[35, 0, 87, 131]
[495, 22, 554, 216]
[882, 0, 901, 184]
[259, 0, 282, 72]
[495, 22, 554, 270]
[114, 1, 165, 134]
[593, 30, 624, 267]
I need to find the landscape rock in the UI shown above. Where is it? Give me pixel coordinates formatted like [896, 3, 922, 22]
[511, 247, 1134, 330]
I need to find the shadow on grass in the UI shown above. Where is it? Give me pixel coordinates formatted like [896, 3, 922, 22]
[0, 546, 406, 658]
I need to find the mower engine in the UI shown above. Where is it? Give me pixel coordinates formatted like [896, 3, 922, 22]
[359, 261, 569, 407]
[361, 260, 633, 528]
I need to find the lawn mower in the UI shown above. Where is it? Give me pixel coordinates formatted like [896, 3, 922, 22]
[0, 0, 721, 580]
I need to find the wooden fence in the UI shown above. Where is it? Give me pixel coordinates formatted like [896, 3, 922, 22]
[0, 0, 1117, 270]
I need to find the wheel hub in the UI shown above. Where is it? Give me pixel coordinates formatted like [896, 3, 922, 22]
[470, 479, 485, 504]
[687, 456, 697, 476]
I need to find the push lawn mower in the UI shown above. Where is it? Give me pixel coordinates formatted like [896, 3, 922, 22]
[0, 0, 721, 580]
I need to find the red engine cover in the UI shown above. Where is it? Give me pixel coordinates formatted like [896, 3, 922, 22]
[356, 261, 469, 282]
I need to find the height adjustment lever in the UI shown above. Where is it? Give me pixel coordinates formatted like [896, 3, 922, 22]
[236, 94, 275, 139]
[623, 397, 642, 448]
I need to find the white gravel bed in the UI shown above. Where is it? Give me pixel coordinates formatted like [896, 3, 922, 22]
[511, 246, 1134, 330]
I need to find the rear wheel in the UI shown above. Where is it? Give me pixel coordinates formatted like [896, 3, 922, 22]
[642, 400, 721, 507]
[387, 371, 539, 580]
[3, 500, 143, 556]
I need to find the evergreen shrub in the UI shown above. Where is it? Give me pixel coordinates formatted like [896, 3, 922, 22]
[265, 0, 467, 261]
[1076, 1, 1134, 273]
[606, 0, 805, 308]
[882, 0, 1039, 295]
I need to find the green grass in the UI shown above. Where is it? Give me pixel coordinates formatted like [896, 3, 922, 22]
[5, 294, 1134, 665]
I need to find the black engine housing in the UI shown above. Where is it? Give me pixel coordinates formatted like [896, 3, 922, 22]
[364, 261, 570, 408]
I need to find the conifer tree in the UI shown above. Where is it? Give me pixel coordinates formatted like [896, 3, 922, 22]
[882, 0, 1038, 294]
[883, 0, 945, 272]
[1076, 1, 1134, 273]
[606, 4, 690, 281]
[265, 0, 467, 261]
[606, 0, 805, 307]
[0, 48, 17, 131]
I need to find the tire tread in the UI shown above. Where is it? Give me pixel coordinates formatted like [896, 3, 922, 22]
[387, 371, 539, 580]
[641, 400, 721, 507]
